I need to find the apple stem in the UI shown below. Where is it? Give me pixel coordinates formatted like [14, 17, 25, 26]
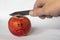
[16, 16, 22, 18]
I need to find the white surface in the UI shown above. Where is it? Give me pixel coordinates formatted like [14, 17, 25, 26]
[0, 0, 60, 40]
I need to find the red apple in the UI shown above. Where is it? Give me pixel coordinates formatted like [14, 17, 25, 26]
[8, 15, 31, 36]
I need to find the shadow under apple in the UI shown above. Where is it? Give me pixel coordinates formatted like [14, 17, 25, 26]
[28, 27, 44, 36]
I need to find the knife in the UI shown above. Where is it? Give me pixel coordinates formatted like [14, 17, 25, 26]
[10, 10, 50, 17]
[10, 10, 30, 16]
[10, 10, 60, 17]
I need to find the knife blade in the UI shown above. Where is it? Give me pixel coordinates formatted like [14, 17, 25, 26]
[10, 10, 30, 16]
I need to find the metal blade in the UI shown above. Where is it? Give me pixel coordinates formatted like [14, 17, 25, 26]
[10, 10, 30, 16]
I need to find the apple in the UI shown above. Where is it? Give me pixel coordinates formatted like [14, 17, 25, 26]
[8, 15, 31, 36]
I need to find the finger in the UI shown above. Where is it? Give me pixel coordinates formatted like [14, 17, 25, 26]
[39, 15, 46, 19]
[39, 15, 53, 19]
[46, 15, 53, 18]
[53, 14, 60, 17]
[42, 0, 60, 17]
[39, 16, 45, 19]
[33, 0, 45, 9]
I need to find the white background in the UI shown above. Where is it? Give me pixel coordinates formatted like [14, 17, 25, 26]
[0, 0, 60, 40]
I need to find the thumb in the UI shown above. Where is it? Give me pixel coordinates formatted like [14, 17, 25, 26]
[29, 8, 45, 16]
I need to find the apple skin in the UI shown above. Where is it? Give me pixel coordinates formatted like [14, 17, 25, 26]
[8, 15, 31, 36]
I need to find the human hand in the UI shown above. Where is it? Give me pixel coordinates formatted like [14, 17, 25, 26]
[29, 0, 60, 19]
